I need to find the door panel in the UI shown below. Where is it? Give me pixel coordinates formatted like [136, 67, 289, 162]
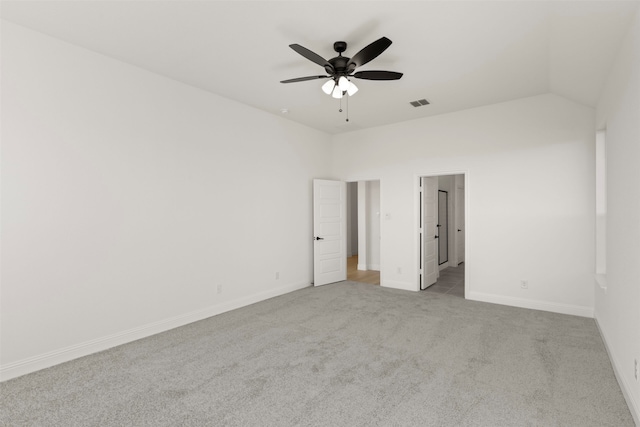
[421, 177, 438, 289]
[456, 185, 465, 264]
[313, 179, 346, 286]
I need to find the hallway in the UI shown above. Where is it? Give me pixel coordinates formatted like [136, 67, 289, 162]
[424, 263, 465, 298]
[346, 255, 380, 285]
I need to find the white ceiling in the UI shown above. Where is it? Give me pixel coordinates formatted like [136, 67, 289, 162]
[1, 1, 638, 134]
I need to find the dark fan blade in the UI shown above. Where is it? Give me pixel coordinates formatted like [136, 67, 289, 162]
[289, 44, 335, 74]
[352, 70, 403, 80]
[348, 37, 392, 70]
[280, 75, 330, 83]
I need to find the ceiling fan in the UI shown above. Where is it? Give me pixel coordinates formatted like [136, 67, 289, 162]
[280, 36, 403, 99]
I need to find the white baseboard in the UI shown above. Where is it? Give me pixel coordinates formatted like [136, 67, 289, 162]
[0, 281, 310, 382]
[467, 291, 594, 318]
[382, 280, 416, 292]
[369, 264, 380, 271]
[595, 318, 640, 426]
[357, 263, 367, 271]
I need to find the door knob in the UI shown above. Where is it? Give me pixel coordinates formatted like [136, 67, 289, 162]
[435, 235, 439, 239]
[458, 229, 461, 232]
[314, 236, 324, 241]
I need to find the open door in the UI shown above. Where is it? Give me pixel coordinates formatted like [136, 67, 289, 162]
[456, 182, 465, 265]
[438, 190, 449, 267]
[313, 179, 347, 286]
[421, 177, 438, 289]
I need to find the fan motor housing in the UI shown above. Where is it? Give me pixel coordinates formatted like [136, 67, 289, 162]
[329, 56, 350, 74]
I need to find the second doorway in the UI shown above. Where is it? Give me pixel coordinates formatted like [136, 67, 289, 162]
[346, 180, 380, 285]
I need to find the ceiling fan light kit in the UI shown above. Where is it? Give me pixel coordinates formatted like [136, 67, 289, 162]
[338, 76, 349, 91]
[346, 82, 359, 96]
[321, 80, 335, 95]
[281, 36, 403, 122]
[331, 85, 343, 99]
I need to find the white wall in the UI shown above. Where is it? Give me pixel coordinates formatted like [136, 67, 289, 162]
[366, 181, 380, 270]
[595, 9, 640, 423]
[333, 93, 596, 317]
[0, 22, 332, 380]
[346, 182, 358, 257]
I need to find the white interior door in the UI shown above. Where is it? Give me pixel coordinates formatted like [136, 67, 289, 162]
[422, 177, 438, 289]
[438, 190, 449, 267]
[456, 184, 465, 265]
[313, 179, 346, 286]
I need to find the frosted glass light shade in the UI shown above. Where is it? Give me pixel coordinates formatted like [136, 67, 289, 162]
[321, 80, 335, 95]
[346, 82, 359, 96]
[338, 76, 350, 91]
[331, 86, 343, 99]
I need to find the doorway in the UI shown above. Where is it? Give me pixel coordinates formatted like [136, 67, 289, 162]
[346, 180, 381, 285]
[419, 174, 466, 292]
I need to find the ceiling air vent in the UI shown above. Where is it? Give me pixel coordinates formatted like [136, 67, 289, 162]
[410, 98, 430, 107]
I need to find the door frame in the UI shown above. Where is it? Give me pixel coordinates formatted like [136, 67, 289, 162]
[415, 171, 469, 294]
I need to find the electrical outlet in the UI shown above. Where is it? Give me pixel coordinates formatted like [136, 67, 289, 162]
[275, 272, 280, 280]
[217, 284, 222, 295]
[520, 280, 528, 289]
[635, 359, 638, 380]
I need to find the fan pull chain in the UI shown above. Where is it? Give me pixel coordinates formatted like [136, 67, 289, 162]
[346, 93, 349, 122]
[337, 92, 349, 122]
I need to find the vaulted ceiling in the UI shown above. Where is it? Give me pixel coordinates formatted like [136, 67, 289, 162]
[2, 1, 638, 134]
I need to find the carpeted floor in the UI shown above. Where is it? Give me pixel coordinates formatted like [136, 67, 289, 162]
[0, 281, 634, 426]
